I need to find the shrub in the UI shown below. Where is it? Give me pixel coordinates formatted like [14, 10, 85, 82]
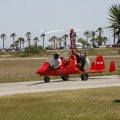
[24, 45, 44, 54]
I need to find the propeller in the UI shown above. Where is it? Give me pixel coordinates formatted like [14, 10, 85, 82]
[86, 57, 91, 69]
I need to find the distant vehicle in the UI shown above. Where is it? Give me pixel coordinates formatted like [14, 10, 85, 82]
[112, 44, 120, 48]
[93, 45, 100, 48]
[59, 46, 64, 49]
[6, 48, 15, 52]
[106, 45, 112, 48]
[0, 49, 5, 52]
[45, 47, 54, 50]
[60, 46, 69, 49]
[83, 45, 94, 49]
[99, 45, 106, 48]
[76, 42, 83, 49]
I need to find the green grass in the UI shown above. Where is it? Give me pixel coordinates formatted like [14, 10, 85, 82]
[0, 87, 120, 120]
[0, 59, 44, 83]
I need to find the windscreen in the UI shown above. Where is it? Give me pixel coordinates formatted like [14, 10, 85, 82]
[45, 52, 68, 66]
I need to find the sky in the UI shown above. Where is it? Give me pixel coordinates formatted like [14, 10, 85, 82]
[0, 0, 120, 48]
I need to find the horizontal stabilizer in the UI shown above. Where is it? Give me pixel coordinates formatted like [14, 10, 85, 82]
[109, 61, 116, 72]
[90, 55, 105, 73]
[89, 56, 116, 73]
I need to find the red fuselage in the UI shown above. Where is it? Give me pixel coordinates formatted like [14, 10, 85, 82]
[36, 55, 82, 76]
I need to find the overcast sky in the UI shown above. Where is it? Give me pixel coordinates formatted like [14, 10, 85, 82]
[0, 0, 119, 48]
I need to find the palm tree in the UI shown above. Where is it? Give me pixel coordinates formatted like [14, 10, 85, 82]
[21, 38, 25, 49]
[96, 27, 103, 46]
[57, 37, 63, 47]
[15, 40, 19, 50]
[0, 34, 6, 49]
[49, 36, 58, 49]
[41, 34, 45, 48]
[90, 31, 96, 46]
[10, 44, 15, 49]
[108, 4, 120, 45]
[106, 24, 118, 44]
[10, 33, 17, 45]
[103, 37, 108, 45]
[18, 37, 23, 50]
[77, 38, 86, 47]
[62, 34, 68, 47]
[33, 37, 39, 46]
[84, 31, 90, 47]
[25, 32, 31, 46]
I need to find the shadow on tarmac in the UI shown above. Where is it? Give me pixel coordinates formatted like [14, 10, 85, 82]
[27, 79, 80, 86]
[113, 100, 120, 103]
[28, 75, 119, 86]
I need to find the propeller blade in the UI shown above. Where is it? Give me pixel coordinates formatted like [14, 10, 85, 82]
[86, 57, 91, 69]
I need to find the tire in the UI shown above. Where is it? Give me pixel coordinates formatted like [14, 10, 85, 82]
[81, 73, 89, 81]
[61, 75, 69, 81]
[44, 76, 50, 83]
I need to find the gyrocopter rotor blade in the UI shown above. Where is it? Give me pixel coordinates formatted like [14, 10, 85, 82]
[41, 28, 86, 34]
[74, 28, 86, 32]
[41, 29, 69, 34]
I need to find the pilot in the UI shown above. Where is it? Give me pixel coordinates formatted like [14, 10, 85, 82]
[51, 53, 62, 70]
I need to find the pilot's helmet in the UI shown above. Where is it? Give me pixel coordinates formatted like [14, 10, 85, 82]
[54, 53, 59, 59]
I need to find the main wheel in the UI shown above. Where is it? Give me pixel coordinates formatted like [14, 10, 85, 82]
[81, 73, 89, 81]
[61, 75, 69, 81]
[44, 76, 50, 83]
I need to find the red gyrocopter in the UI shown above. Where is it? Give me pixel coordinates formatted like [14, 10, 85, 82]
[36, 29, 116, 82]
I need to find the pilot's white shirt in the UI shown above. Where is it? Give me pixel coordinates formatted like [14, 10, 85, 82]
[53, 59, 62, 67]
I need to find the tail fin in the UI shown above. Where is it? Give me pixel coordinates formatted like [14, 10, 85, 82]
[109, 61, 116, 72]
[96, 55, 105, 70]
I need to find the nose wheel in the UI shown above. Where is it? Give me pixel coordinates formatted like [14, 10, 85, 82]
[81, 73, 89, 81]
[44, 76, 50, 83]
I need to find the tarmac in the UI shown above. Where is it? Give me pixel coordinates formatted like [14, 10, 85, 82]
[0, 75, 119, 96]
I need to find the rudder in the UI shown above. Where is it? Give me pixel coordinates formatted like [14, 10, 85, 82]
[96, 55, 105, 70]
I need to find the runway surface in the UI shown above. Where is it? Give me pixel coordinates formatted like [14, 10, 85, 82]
[0, 75, 119, 96]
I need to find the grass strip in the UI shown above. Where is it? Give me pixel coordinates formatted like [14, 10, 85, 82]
[0, 87, 120, 120]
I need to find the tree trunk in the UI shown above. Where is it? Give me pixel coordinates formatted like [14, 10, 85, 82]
[43, 37, 44, 48]
[3, 39, 4, 49]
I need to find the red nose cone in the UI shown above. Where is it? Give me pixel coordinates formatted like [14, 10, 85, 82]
[36, 62, 50, 75]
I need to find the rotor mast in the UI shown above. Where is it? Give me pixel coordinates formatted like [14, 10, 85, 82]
[70, 29, 77, 54]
